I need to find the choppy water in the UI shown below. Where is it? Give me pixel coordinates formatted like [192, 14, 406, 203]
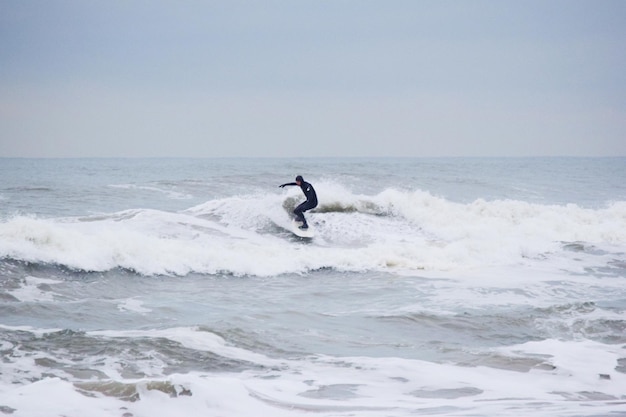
[1, 157, 625, 416]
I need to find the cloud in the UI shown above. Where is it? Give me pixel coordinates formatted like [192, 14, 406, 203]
[1, 1, 625, 157]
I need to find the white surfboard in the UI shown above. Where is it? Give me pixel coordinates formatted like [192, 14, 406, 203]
[291, 220, 314, 238]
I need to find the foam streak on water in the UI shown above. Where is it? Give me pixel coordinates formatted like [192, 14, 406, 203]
[1, 157, 625, 416]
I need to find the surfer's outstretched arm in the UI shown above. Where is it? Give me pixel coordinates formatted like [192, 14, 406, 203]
[279, 182, 297, 188]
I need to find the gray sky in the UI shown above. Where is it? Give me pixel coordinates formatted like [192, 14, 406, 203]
[1, 0, 625, 158]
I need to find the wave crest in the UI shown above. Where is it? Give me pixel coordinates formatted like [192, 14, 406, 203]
[1, 186, 625, 277]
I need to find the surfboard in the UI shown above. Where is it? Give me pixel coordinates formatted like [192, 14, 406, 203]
[290, 220, 314, 238]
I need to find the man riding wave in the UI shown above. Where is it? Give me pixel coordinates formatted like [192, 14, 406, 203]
[279, 175, 317, 230]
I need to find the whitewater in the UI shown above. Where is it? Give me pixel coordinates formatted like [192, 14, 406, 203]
[1, 157, 625, 416]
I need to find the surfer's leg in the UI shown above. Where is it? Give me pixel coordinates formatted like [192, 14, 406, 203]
[294, 201, 315, 228]
[293, 203, 306, 224]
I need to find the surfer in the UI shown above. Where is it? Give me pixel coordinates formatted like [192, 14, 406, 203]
[279, 175, 318, 229]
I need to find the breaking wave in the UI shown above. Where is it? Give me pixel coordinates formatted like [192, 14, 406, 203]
[1, 183, 625, 277]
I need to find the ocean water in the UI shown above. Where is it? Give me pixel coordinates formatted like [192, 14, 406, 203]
[1, 157, 625, 417]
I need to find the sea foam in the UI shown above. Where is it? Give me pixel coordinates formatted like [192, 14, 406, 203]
[1, 184, 624, 277]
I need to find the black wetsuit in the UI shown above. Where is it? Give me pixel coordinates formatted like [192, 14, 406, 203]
[280, 180, 318, 227]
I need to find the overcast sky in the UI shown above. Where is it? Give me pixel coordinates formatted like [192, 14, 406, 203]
[1, 0, 625, 158]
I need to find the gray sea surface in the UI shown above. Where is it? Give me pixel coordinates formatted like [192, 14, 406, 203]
[1, 157, 625, 417]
